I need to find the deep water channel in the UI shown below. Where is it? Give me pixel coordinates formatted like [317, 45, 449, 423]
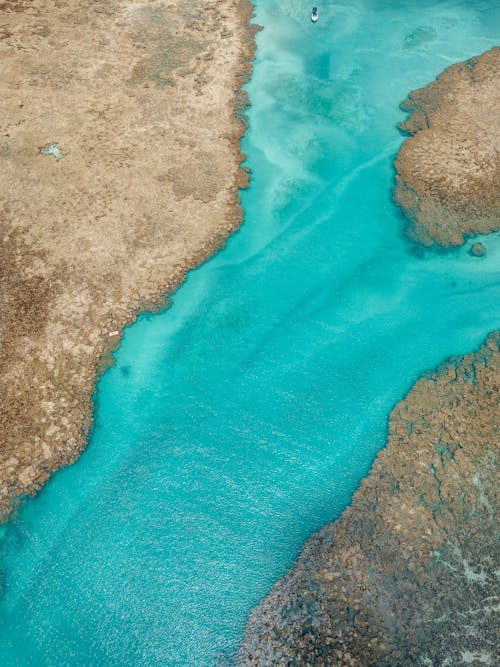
[1, 1, 499, 665]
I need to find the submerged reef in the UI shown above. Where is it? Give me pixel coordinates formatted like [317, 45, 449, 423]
[394, 47, 500, 247]
[240, 51, 500, 666]
[240, 334, 499, 666]
[0, 0, 258, 517]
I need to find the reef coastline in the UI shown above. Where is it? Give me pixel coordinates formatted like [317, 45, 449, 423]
[394, 47, 500, 247]
[240, 334, 499, 666]
[240, 50, 500, 666]
[0, 0, 258, 518]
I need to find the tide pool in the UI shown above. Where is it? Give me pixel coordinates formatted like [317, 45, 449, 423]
[1, 1, 499, 665]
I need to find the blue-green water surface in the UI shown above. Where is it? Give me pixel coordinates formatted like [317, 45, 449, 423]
[1, 1, 499, 665]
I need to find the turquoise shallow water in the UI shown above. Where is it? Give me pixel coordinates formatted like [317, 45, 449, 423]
[1, 1, 500, 665]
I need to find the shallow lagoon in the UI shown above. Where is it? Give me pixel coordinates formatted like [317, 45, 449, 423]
[1, 1, 499, 664]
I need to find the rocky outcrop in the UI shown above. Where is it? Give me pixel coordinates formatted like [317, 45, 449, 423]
[239, 334, 499, 666]
[394, 47, 500, 247]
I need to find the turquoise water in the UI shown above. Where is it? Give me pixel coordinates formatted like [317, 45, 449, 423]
[1, 1, 500, 665]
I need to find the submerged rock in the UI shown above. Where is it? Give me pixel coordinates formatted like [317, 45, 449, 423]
[239, 334, 500, 666]
[394, 47, 500, 247]
[470, 242, 487, 257]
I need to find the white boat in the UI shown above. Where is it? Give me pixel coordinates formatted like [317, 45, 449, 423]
[311, 6, 318, 22]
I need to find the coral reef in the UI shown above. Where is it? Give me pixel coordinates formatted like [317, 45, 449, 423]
[0, 0, 258, 517]
[240, 334, 499, 666]
[394, 47, 500, 247]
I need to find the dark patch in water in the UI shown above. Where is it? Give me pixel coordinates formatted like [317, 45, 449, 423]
[403, 26, 437, 50]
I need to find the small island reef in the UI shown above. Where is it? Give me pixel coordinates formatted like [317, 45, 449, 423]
[395, 46, 500, 247]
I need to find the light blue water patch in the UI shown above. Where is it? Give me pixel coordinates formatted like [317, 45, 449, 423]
[39, 142, 64, 160]
[1, 1, 500, 665]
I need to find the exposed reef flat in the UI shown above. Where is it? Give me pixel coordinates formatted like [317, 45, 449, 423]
[394, 47, 500, 247]
[0, 0, 257, 517]
[240, 333, 499, 666]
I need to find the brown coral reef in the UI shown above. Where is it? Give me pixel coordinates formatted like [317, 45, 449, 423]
[0, 0, 257, 516]
[394, 47, 500, 247]
[240, 334, 500, 666]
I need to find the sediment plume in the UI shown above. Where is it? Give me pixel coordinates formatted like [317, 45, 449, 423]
[0, 0, 258, 517]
